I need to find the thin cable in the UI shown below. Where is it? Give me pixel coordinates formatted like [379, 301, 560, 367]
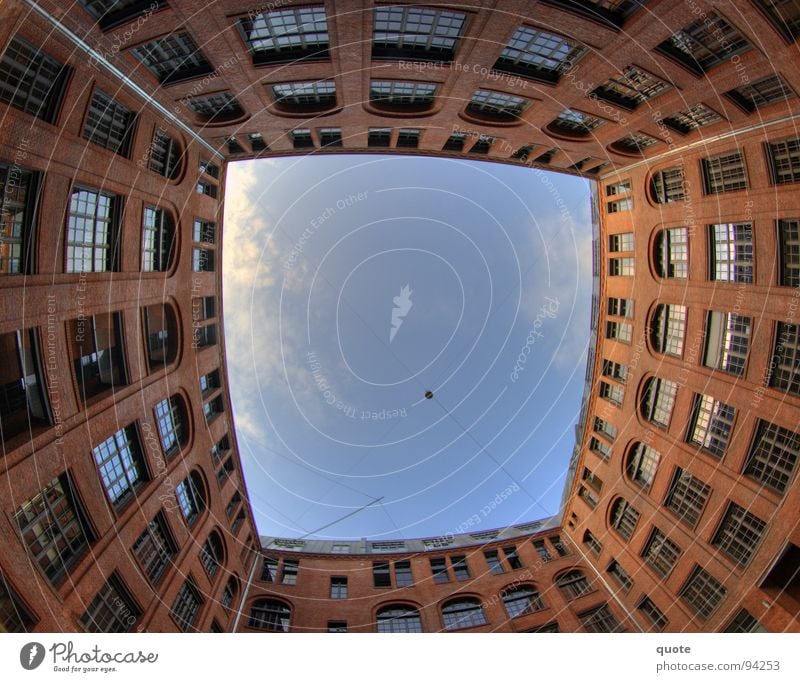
[291, 497, 385, 540]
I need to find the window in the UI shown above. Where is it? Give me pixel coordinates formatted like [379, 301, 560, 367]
[175, 471, 204, 526]
[702, 152, 748, 194]
[396, 129, 420, 148]
[528, 621, 559, 633]
[132, 513, 176, 585]
[443, 133, 465, 151]
[319, 128, 342, 147]
[556, 570, 592, 600]
[79, 0, 165, 29]
[281, 559, 299, 585]
[196, 180, 217, 198]
[148, 130, 182, 180]
[614, 132, 660, 154]
[578, 485, 598, 508]
[132, 31, 212, 85]
[592, 65, 670, 110]
[608, 297, 633, 318]
[759, 543, 800, 609]
[606, 179, 631, 196]
[395, 561, 413, 587]
[83, 89, 135, 156]
[451, 555, 471, 581]
[779, 218, 800, 286]
[657, 12, 749, 74]
[325, 576, 347, 599]
[608, 257, 634, 276]
[494, 26, 586, 83]
[610, 498, 640, 540]
[769, 322, 800, 395]
[373, 561, 391, 588]
[607, 197, 633, 213]
[550, 108, 604, 135]
[599, 381, 624, 406]
[594, 417, 617, 442]
[200, 532, 224, 578]
[704, 311, 751, 376]
[203, 395, 224, 423]
[467, 90, 530, 120]
[239, 6, 328, 64]
[15, 473, 93, 584]
[608, 232, 633, 252]
[582, 467, 603, 492]
[724, 609, 768, 633]
[589, 437, 611, 461]
[372, 6, 467, 62]
[141, 206, 175, 272]
[290, 128, 313, 149]
[744, 419, 800, 493]
[328, 543, 350, 554]
[430, 558, 449, 583]
[726, 74, 794, 112]
[688, 394, 735, 457]
[368, 128, 392, 147]
[0, 164, 40, 275]
[0, 36, 69, 123]
[370, 81, 437, 109]
[211, 436, 230, 467]
[579, 604, 622, 632]
[248, 599, 290, 632]
[185, 92, 244, 123]
[662, 103, 723, 134]
[442, 598, 487, 631]
[650, 304, 687, 357]
[194, 323, 217, 348]
[583, 530, 602, 555]
[216, 455, 233, 485]
[755, 0, 800, 41]
[143, 304, 177, 372]
[637, 596, 668, 631]
[641, 377, 677, 428]
[377, 604, 422, 633]
[641, 528, 681, 577]
[328, 621, 347, 632]
[484, 550, 504, 574]
[225, 491, 241, 518]
[531, 539, 551, 563]
[654, 227, 688, 279]
[502, 586, 544, 618]
[469, 135, 494, 154]
[680, 566, 727, 618]
[66, 187, 119, 273]
[221, 576, 238, 610]
[70, 312, 126, 400]
[713, 502, 766, 566]
[602, 358, 628, 381]
[626, 442, 660, 488]
[710, 222, 753, 282]
[193, 248, 215, 272]
[193, 219, 215, 244]
[193, 297, 216, 324]
[199, 160, 219, 178]
[199, 369, 221, 396]
[80, 574, 140, 632]
[154, 396, 185, 457]
[503, 546, 523, 570]
[0, 572, 36, 632]
[261, 557, 278, 582]
[651, 168, 685, 204]
[607, 561, 632, 591]
[664, 468, 711, 528]
[92, 424, 146, 506]
[272, 80, 336, 109]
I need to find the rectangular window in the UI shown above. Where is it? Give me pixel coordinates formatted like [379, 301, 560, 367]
[66, 187, 119, 273]
[261, 557, 278, 582]
[599, 381, 624, 406]
[248, 133, 267, 152]
[171, 578, 202, 632]
[192, 219, 216, 244]
[532, 539, 552, 563]
[679, 566, 726, 618]
[662, 103, 723, 134]
[328, 621, 347, 632]
[713, 502, 766, 566]
[203, 395, 224, 423]
[211, 435, 230, 465]
[395, 561, 413, 587]
[778, 218, 800, 287]
[769, 322, 800, 395]
[664, 468, 710, 529]
[142, 205, 174, 272]
[330, 576, 348, 599]
[148, 131, 181, 180]
[79, 0, 166, 30]
[578, 485, 598, 508]
[0, 36, 69, 123]
[199, 369, 221, 396]
[609, 257, 634, 276]
[373, 561, 391, 588]
[80, 574, 140, 632]
[290, 128, 314, 149]
[92, 424, 146, 506]
[443, 133, 465, 151]
[239, 6, 329, 65]
[131, 32, 213, 85]
[582, 467, 603, 492]
[396, 129, 420, 148]
[132, 512, 176, 585]
[0, 572, 36, 632]
[319, 127, 342, 147]
[704, 311, 751, 376]
[193, 248, 215, 272]
[637, 596, 668, 631]
[216, 457, 234, 486]
[14, 473, 93, 584]
[550, 535, 569, 556]
[430, 557, 449, 583]
[589, 437, 611, 461]
[225, 492, 241, 519]
[607, 297, 633, 318]
[767, 138, 800, 184]
[607, 560, 632, 591]
[70, 312, 126, 401]
[451, 555, 471, 580]
[656, 12, 749, 74]
[0, 164, 40, 275]
[592, 65, 670, 110]
[607, 197, 633, 213]
[744, 419, 799, 494]
[579, 604, 622, 633]
[484, 550, 504, 574]
[469, 135, 494, 154]
[641, 528, 681, 577]
[372, 6, 467, 62]
[199, 160, 219, 178]
[194, 323, 217, 349]
[702, 152, 748, 194]
[755, 0, 800, 41]
[368, 128, 391, 147]
[724, 608, 768, 633]
[709, 222, 753, 282]
[83, 89, 135, 157]
[503, 546, 522, 570]
[608, 232, 634, 252]
[602, 358, 628, 382]
[726, 74, 794, 113]
[594, 416, 617, 441]
[606, 179, 631, 196]
[606, 322, 633, 345]
[583, 530, 602, 555]
[281, 559, 299, 585]
[688, 394, 735, 456]
[493, 25, 586, 83]
[196, 180, 217, 198]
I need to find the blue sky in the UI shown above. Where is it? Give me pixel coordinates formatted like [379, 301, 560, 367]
[221, 154, 593, 540]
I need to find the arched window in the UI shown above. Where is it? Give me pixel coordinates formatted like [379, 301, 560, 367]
[154, 395, 188, 457]
[175, 471, 205, 526]
[441, 598, 487, 631]
[641, 376, 678, 428]
[376, 604, 422, 633]
[200, 531, 225, 579]
[555, 570, 592, 600]
[466, 89, 530, 122]
[502, 586, 545, 618]
[148, 130, 182, 179]
[143, 303, 178, 371]
[653, 227, 688, 279]
[626, 442, 661, 488]
[221, 575, 239, 610]
[650, 167, 685, 203]
[650, 304, 687, 357]
[142, 206, 176, 272]
[609, 498, 640, 540]
[248, 599, 290, 632]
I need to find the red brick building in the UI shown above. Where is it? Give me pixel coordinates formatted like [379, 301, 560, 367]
[0, 0, 799, 633]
